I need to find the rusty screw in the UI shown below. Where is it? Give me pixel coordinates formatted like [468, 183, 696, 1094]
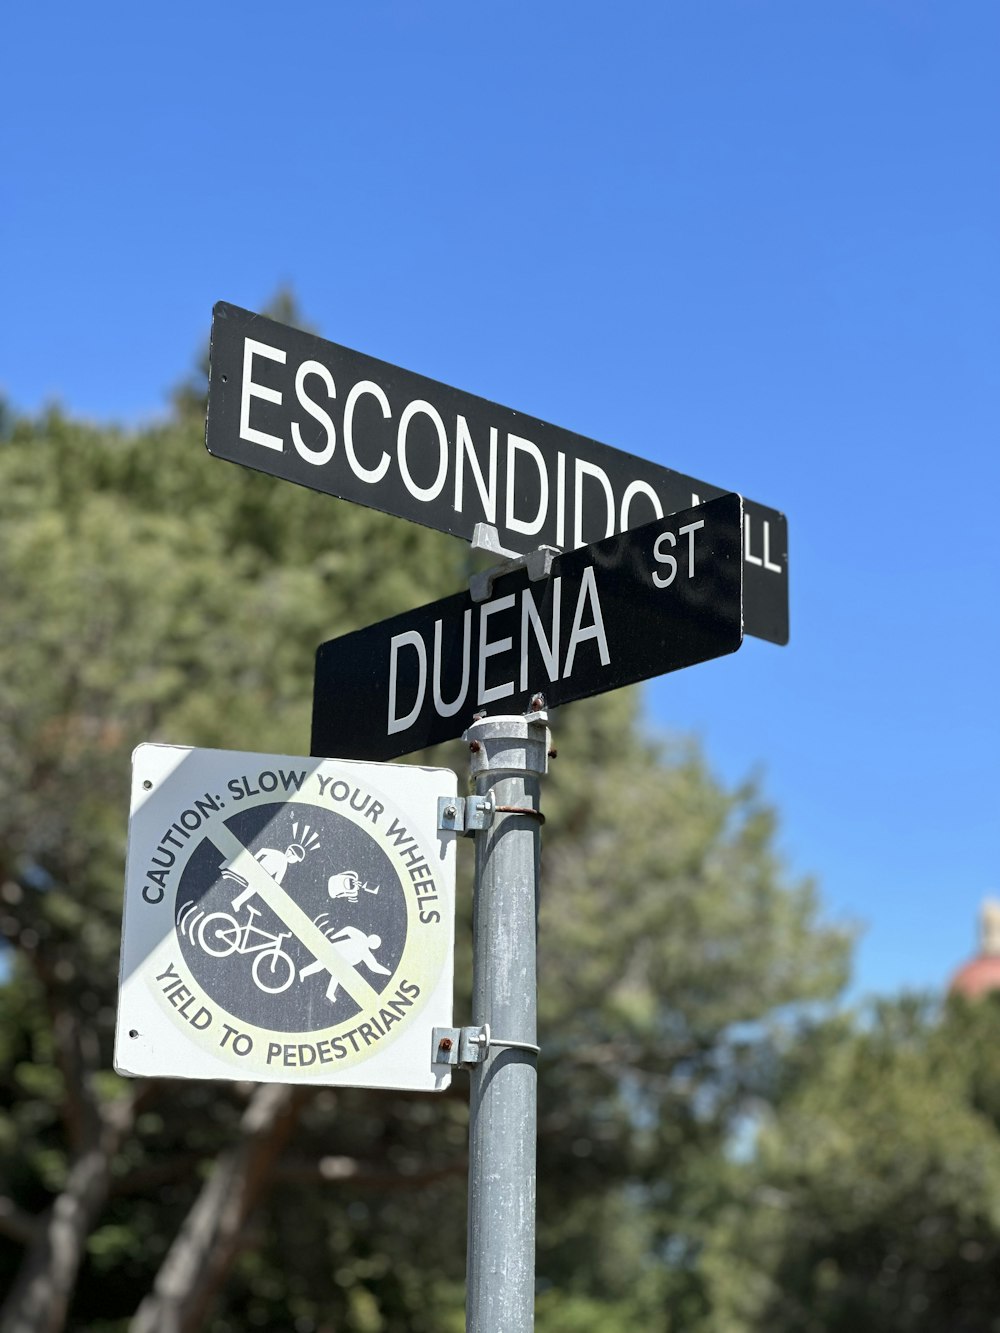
[469, 740, 482, 753]
[438, 1037, 454, 1052]
[548, 748, 558, 759]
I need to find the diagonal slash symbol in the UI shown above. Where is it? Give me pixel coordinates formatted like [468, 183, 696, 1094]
[207, 824, 384, 1008]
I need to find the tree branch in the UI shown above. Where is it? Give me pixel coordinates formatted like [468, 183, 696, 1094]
[0, 1088, 144, 1333]
[129, 1083, 312, 1333]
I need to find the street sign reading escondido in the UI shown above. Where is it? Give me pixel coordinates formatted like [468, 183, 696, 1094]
[115, 745, 456, 1091]
[312, 494, 743, 763]
[206, 302, 787, 646]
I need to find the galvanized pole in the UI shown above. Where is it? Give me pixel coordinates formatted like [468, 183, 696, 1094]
[464, 711, 550, 1333]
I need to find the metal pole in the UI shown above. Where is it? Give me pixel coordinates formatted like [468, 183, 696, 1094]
[465, 712, 550, 1333]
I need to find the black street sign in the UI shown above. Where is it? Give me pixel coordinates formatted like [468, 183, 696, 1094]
[312, 494, 743, 763]
[207, 303, 788, 645]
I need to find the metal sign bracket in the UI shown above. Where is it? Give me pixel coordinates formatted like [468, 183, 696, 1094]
[468, 522, 560, 603]
[432, 1023, 541, 1069]
[438, 793, 495, 835]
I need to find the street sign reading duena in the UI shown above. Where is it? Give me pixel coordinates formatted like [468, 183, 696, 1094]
[312, 494, 743, 763]
[206, 303, 788, 645]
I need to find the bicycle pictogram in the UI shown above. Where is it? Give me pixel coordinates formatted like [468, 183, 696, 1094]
[174, 809, 404, 1026]
[196, 904, 296, 995]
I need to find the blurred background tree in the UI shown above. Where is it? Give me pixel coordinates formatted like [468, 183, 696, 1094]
[693, 993, 1000, 1333]
[0, 299, 870, 1332]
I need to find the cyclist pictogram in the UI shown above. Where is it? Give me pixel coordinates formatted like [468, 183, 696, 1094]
[195, 903, 296, 993]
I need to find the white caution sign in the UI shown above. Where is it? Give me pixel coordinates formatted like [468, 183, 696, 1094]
[115, 744, 457, 1091]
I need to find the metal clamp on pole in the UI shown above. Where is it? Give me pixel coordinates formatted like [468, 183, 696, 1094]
[468, 522, 559, 603]
[437, 794, 494, 835]
[433, 1024, 541, 1069]
[472, 1023, 540, 1059]
[438, 792, 545, 834]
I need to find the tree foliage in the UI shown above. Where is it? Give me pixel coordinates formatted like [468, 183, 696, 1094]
[697, 994, 1000, 1333]
[0, 313, 849, 1331]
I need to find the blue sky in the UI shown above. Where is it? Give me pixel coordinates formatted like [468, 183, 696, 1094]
[3, 2, 997, 999]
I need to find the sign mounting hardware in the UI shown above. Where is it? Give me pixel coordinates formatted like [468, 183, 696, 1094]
[206, 301, 788, 644]
[433, 1025, 542, 1068]
[438, 795, 494, 836]
[469, 523, 559, 604]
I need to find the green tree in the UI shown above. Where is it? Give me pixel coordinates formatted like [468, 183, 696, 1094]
[0, 311, 848, 1331]
[697, 994, 1000, 1333]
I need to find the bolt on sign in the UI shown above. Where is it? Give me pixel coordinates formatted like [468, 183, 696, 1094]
[206, 302, 788, 646]
[115, 745, 456, 1091]
[313, 494, 744, 763]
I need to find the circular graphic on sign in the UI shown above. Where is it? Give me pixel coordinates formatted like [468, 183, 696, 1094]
[173, 802, 406, 1033]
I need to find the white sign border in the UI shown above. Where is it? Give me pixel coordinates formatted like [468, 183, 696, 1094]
[115, 744, 457, 1092]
